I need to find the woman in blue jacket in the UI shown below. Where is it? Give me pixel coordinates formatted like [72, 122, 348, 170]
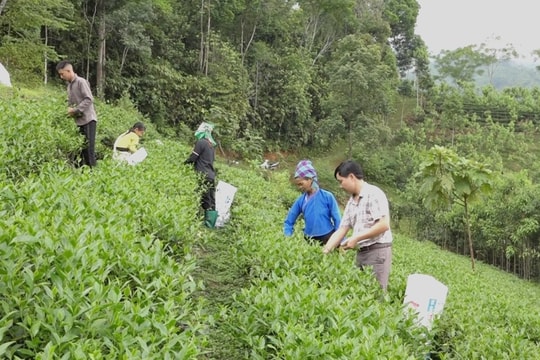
[284, 160, 341, 246]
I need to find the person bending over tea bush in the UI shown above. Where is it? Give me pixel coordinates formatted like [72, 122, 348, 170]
[113, 122, 146, 163]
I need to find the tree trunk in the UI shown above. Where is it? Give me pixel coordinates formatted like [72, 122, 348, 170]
[464, 198, 475, 270]
[204, 0, 211, 76]
[96, 5, 106, 98]
[119, 47, 129, 75]
[0, 0, 8, 16]
[199, 0, 204, 72]
[198, 0, 211, 75]
[83, 0, 99, 82]
[253, 62, 259, 108]
[240, 19, 256, 66]
[523, 241, 531, 280]
[43, 26, 48, 85]
[347, 119, 352, 159]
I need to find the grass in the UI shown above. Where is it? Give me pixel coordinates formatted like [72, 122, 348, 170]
[192, 226, 251, 359]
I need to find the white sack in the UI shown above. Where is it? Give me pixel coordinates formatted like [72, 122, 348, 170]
[215, 180, 237, 227]
[0, 63, 12, 87]
[403, 274, 448, 329]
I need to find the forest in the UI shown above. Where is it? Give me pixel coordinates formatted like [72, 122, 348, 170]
[0, 0, 428, 150]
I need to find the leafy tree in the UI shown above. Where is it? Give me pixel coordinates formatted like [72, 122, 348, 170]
[201, 35, 251, 149]
[219, 0, 262, 65]
[409, 35, 433, 105]
[383, 0, 420, 75]
[472, 172, 540, 279]
[293, 0, 359, 65]
[107, 1, 155, 75]
[533, 48, 540, 71]
[92, 0, 169, 96]
[434, 45, 492, 86]
[248, 43, 313, 147]
[324, 33, 398, 157]
[476, 40, 518, 85]
[416, 146, 492, 270]
[0, 0, 73, 83]
[0, 0, 435, 159]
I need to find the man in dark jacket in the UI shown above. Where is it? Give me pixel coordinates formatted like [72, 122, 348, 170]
[185, 122, 217, 228]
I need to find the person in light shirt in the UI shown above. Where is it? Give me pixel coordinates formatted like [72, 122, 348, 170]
[113, 122, 146, 162]
[323, 160, 393, 291]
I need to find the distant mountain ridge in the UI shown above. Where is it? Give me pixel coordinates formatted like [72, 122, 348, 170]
[475, 61, 540, 89]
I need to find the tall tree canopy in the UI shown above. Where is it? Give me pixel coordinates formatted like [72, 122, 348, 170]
[0, 0, 425, 154]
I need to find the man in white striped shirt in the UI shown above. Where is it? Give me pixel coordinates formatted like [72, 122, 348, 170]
[323, 160, 393, 291]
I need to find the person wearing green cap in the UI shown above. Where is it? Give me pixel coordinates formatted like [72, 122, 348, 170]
[185, 122, 218, 228]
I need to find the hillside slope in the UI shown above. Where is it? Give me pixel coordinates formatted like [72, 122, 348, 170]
[1, 92, 539, 358]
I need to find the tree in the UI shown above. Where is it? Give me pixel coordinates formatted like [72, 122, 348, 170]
[247, 42, 313, 147]
[477, 40, 518, 85]
[2, 0, 411, 156]
[434, 45, 492, 86]
[383, 0, 420, 75]
[0, 0, 73, 83]
[294, 0, 358, 65]
[416, 145, 492, 270]
[324, 34, 398, 157]
[472, 171, 540, 279]
[409, 35, 433, 107]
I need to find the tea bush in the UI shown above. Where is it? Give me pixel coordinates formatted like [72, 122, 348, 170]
[208, 161, 540, 359]
[2, 92, 540, 359]
[0, 94, 208, 358]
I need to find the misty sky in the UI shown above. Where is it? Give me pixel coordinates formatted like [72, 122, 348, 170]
[415, 0, 540, 59]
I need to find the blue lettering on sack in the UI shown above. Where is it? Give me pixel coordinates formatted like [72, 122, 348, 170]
[427, 298, 437, 312]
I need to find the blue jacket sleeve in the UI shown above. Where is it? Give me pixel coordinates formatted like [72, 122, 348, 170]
[329, 194, 341, 231]
[284, 196, 303, 236]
